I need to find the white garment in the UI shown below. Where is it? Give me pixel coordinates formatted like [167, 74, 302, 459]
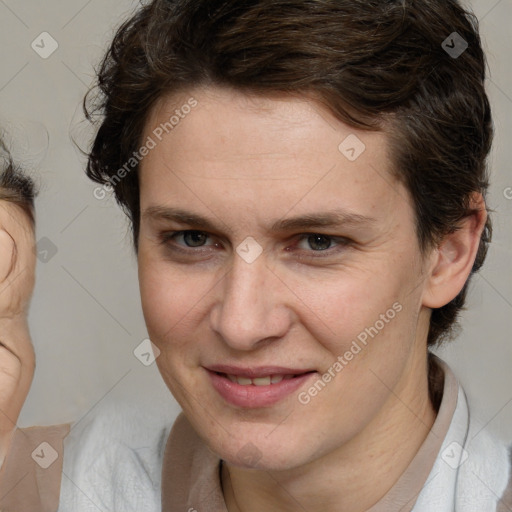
[57, 361, 511, 512]
[413, 386, 510, 511]
[58, 399, 174, 512]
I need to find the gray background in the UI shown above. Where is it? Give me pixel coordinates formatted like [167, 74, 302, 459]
[0, 0, 510, 442]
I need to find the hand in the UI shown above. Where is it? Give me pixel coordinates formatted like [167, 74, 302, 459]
[0, 200, 36, 468]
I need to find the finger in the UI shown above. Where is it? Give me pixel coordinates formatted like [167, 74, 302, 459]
[0, 229, 15, 282]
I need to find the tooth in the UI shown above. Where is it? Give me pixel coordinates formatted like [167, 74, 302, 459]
[236, 376, 253, 385]
[227, 374, 237, 383]
[271, 375, 284, 384]
[283, 375, 295, 380]
[253, 376, 271, 386]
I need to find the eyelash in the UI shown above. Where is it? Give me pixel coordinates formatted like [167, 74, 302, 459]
[158, 230, 350, 259]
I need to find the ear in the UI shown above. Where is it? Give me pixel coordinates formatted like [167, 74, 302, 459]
[422, 192, 488, 309]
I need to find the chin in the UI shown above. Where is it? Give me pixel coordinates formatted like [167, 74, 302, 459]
[209, 429, 312, 471]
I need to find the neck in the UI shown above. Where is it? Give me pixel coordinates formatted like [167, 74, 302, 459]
[222, 350, 437, 512]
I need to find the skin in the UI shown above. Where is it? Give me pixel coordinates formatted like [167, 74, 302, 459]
[137, 86, 487, 512]
[0, 201, 36, 470]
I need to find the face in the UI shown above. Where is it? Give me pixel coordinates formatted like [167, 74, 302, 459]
[137, 86, 433, 471]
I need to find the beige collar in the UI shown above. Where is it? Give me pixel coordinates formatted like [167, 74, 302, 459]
[0, 422, 70, 512]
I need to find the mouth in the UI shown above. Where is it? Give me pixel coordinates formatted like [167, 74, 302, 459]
[204, 365, 317, 408]
[215, 372, 314, 386]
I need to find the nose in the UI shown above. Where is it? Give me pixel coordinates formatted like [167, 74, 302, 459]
[209, 252, 292, 351]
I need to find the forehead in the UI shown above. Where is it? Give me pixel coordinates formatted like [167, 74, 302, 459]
[143, 87, 386, 161]
[138, 86, 408, 228]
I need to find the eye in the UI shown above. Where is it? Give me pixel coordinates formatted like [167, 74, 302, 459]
[177, 231, 209, 248]
[291, 233, 350, 257]
[159, 230, 217, 249]
[298, 234, 334, 251]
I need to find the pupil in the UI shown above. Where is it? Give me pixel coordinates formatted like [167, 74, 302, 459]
[185, 231, 207, 247]
[309, 235, 331, 251]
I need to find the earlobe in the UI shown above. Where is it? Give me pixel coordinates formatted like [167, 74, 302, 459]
[422, 193, 488, 309]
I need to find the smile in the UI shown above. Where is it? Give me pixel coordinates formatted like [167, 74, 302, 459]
[222, 373, 298, 386]
[205, 368, 316, 408]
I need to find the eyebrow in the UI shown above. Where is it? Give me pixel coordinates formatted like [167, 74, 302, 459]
[142, 206, 377, 233]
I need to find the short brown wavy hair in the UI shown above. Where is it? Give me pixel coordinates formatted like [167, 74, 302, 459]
[84, 0, 493, 347]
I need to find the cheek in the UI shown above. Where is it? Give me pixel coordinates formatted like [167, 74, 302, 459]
[138, 259, 206, 398]
[283, 265, 405, 348]
[138, 256, 213, 348]
[285, 259, 421, 394]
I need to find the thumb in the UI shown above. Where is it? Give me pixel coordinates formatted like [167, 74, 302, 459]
[0, 229, 15, 283]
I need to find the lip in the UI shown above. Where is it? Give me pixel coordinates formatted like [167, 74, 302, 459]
[204, 366, 317, 408]
[205, 364, 314, 378]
